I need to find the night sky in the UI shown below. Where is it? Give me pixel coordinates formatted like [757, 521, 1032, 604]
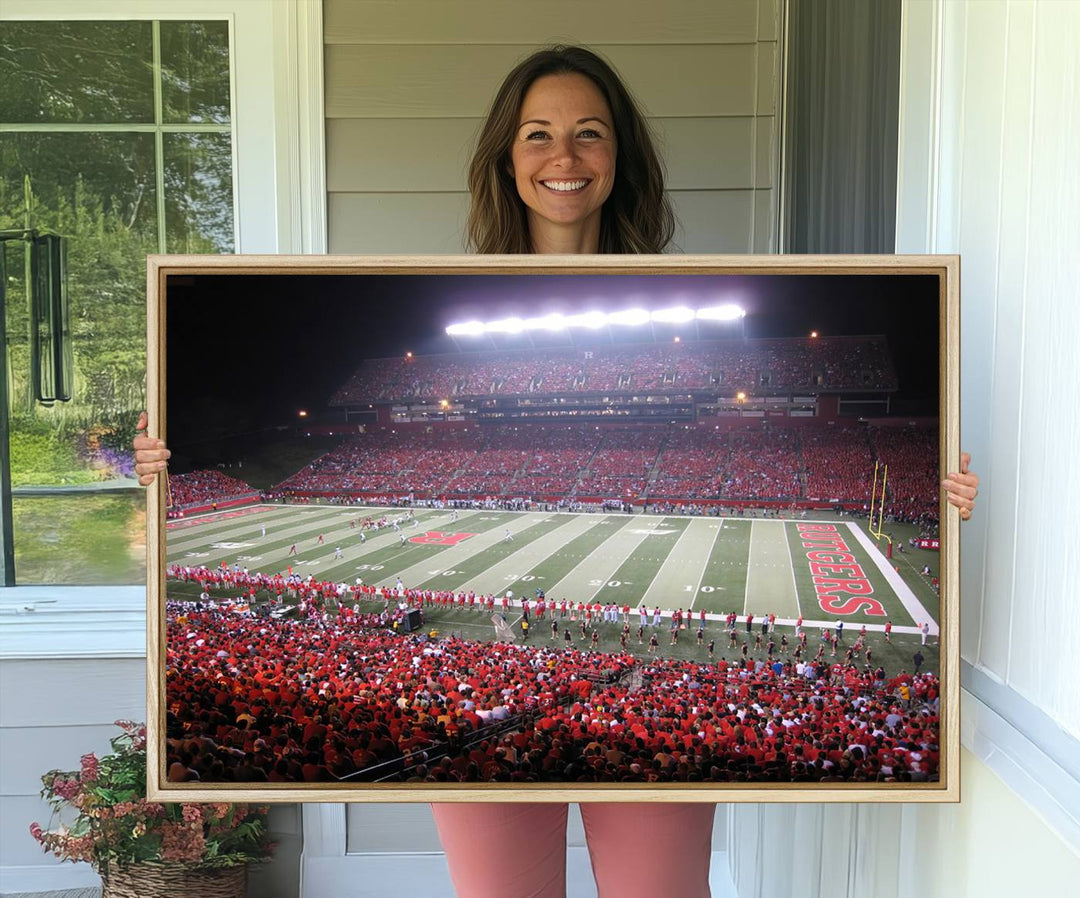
[165, 272, 940, 456]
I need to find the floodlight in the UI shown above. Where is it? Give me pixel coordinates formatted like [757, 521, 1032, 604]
[607, 308, 651, 326]
[446, 320, 486, 336]
[651, 306, 695, 324]
[486, 317, 525, 334]
[524, 313, 566, 331]
[564, 310, 607, 329]
[696, 304, 745, 321]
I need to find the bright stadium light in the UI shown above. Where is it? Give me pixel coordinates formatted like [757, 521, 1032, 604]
[486, 316, 525, 334]
[651, 306, 696, 324]
[524, 312, 566, 331]
[447, 302, 747, 335]
[446, 320, 486, 336]
[564, 310, 607, 329]
[608, 308, 651, 326]
[696, 304, 746, 321]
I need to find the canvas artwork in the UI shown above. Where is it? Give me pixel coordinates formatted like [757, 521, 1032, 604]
[146, 255, 959, 803]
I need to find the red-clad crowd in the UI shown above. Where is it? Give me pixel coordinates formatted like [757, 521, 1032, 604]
[164, 602, 939, 785]
[268, 422, 941, 522]
[169, 470, 257, 508]
[328, 337, 899, 405]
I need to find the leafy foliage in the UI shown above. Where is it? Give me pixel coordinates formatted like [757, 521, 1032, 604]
[30, 721, 273, 873]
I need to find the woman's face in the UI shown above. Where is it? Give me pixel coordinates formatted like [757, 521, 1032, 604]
[509, 73, 616, 247]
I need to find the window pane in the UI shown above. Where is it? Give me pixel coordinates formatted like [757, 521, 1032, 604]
[0, 22, 154, 124]
[2, 132, 157, 494]
[160, 21, 232, 124]
[164, 133, 235, 252]
[12, 493, 145, 585]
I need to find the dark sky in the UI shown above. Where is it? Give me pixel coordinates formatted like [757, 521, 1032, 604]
[165, 272, 940, 447]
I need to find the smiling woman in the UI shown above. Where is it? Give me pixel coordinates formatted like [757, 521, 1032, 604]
[509, 73, 617, 253]
[466, 45, 674, 255]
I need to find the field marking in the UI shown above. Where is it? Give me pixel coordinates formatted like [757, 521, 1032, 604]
[744, 520, 800, 618]
[635, 517, 702, 609]
[781, 522, 803, 619]
[687, 518, 723, 611]
[844, 522, 938, 634]
[373, 512, 545, 589]
[546, 516, 659, 602]
[167, 507, 486, 571]
[453, 514, 608, 595]
[740, 521, 754, 614]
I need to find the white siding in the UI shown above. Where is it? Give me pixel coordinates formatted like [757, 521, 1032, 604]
[324, 0, 782, 254]
[898, 0, 1080, 733]
[727, 2, 1080, 895]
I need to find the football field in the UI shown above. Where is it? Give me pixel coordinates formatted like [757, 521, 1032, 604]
[166, 504, 940, 634]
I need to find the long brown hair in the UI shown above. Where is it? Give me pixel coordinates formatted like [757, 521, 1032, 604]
[466, 46, 675, 254]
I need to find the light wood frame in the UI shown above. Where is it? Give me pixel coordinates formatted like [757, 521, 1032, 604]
[146, 253, 960, 803]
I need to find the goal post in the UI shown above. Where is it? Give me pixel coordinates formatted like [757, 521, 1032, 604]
[869, 461, 890, 544]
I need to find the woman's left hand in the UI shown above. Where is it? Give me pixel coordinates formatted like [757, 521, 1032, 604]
[942, 451, 979, 521]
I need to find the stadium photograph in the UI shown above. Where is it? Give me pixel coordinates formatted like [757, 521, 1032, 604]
[155, 266, 949, 795]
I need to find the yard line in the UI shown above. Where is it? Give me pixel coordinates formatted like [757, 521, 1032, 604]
[375, 512, 546, 590]
[687, 517, 724, 611]
[741, 520, 755, 615]
[743, 520, 800, 618]
[639, 517, 719, 610]
[547, 515, 658, 602]
[454, 514, 607, 595]
[845, 522, 938, 634]
[781, 521, 803, 618]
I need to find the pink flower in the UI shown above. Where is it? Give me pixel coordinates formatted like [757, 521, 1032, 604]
[80, 753, 100, 782]
[52, 777, 80, 801]
[160, 821, 206, 863]
[29, 822, 44, 842]
[181, 805, 202, 824]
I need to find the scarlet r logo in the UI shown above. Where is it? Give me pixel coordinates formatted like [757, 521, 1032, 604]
[410, 531, 475, 546]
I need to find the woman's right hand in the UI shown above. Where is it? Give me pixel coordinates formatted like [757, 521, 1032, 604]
[133, 411, 170, 486]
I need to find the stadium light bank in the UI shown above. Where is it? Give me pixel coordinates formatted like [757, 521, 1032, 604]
[446, 304, 745, 336]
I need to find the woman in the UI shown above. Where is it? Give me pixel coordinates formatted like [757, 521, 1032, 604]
[135, 45, 979, 898]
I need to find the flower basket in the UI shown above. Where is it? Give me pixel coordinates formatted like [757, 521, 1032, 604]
[101, 861, 246, 898]
[30, 721, 273, 888]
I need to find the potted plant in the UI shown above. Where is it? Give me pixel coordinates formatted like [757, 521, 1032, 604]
[30, 720, 273, 898]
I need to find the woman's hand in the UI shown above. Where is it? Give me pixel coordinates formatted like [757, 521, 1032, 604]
[133, 411, 170, 486]
[942, 451, 978, 521]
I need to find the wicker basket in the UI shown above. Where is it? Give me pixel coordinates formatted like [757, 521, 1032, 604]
[101, 862, 247, 898]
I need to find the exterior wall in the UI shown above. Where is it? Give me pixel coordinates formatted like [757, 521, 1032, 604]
[729, 1, 1080, 894]
[323, 0, 782, 253]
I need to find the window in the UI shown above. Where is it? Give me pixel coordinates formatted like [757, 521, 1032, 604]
[1, 19, 234, 584]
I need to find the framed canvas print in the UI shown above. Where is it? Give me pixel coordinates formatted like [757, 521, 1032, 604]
[145, 254, 959, 803]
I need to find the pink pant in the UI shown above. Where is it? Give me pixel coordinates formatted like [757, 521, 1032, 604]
[431, 802, 715, 898]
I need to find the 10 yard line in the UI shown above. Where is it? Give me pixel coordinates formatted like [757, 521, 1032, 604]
[688, 517, 723, 611]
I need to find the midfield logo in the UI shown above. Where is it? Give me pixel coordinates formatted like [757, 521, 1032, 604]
[409, 531, 476, 546]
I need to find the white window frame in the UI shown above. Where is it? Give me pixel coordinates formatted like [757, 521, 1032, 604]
[0, 0, 325, 652]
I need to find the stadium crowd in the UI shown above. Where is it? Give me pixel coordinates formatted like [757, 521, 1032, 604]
[168, 470, 258, 508]
[164, 600, 939, 785]
[269, 422, 940, 523]
[329, 337, 899, 405]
